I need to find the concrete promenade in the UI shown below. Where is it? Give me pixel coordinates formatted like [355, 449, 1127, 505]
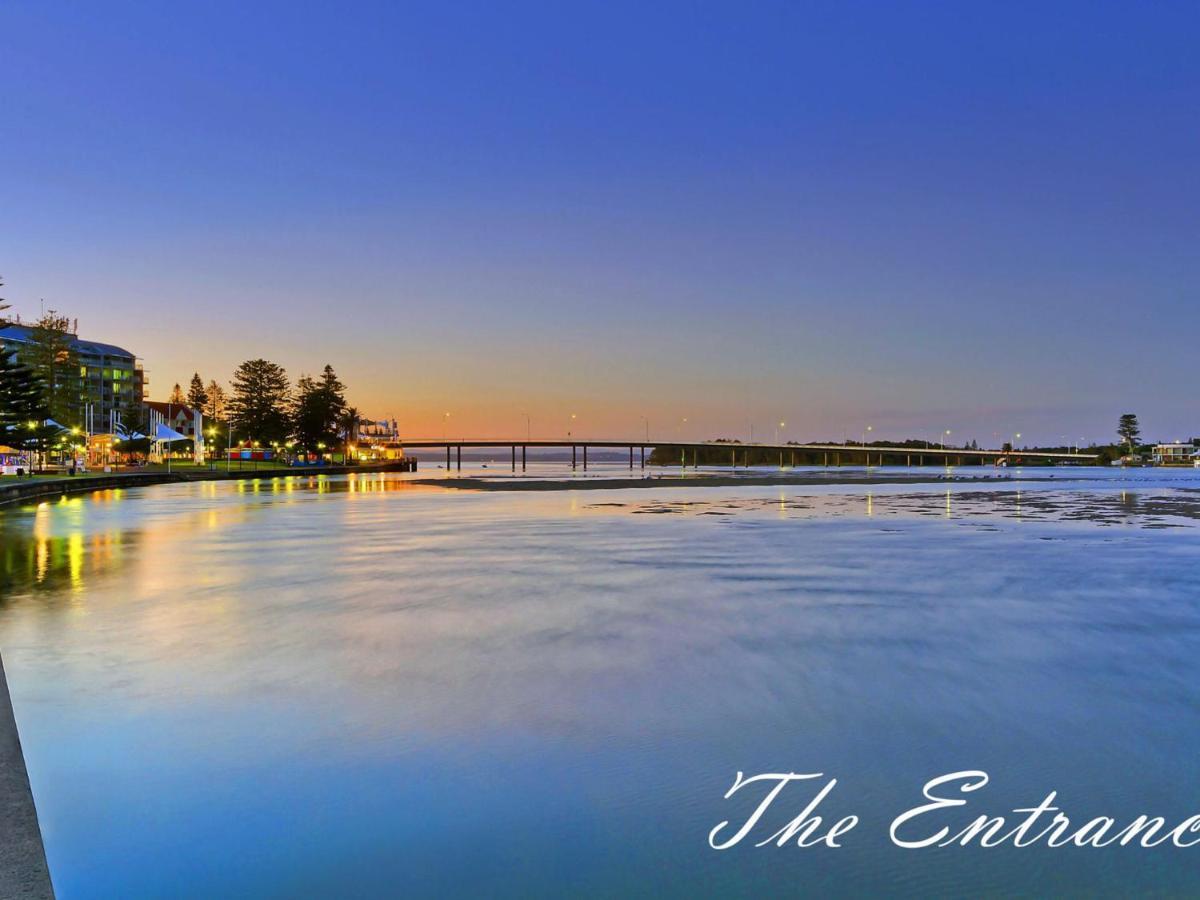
[0, 656, 53, 899]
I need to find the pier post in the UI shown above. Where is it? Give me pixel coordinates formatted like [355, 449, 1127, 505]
[522, 445, 526, 471]
[731, 449, 735, 469]
[456, 446, 461, 471]
[836, 452, 841, 467]
[512, 446, 516, 472]
[572, 445, 576, 470]
[641, 446, 645, 469]
[583, 445, 588, 470]
[446, 445, 450, 469]
[824, 451, 828, 467]
[629, 446, 633, 469]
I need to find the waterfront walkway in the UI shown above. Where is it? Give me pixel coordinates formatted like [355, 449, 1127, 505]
[0, 656, 54, 899]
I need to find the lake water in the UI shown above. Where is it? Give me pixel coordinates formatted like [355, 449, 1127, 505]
[2, 466, 1200, 897]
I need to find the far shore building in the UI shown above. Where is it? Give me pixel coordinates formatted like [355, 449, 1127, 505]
[0, 322, 146, 433]
[1152, 442, 1198, 466]
[355, 417, 406, 460]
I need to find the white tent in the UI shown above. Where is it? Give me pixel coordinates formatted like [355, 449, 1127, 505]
[154, 424, 189, 442]
[151, 423, 190, 466]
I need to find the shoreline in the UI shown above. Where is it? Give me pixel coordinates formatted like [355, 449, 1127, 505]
[0, 462, 415, 509]
[0, 656, 54, 899]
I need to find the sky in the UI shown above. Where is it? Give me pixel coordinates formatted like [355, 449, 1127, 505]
[1, 1, 1197, 447]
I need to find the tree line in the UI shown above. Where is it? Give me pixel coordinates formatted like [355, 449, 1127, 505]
[0, 281, 57, 452]
[1, 281, 362, 458]
[173, 360, 362, 455]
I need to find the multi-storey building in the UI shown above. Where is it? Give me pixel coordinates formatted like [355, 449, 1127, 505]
[1152, 442, 1198, 466]
[0, 323, 146, 433]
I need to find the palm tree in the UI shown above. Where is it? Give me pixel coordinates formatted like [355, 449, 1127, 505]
[339, 406, 362, 459]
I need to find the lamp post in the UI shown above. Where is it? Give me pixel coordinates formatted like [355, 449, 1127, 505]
[567, 413, 576, 439]
[640, 416, 649, 442]
[775, 421, 786, 444]
[522, 412, 531, 442]
[442, 412, 451, 441]
[863, 425, 872, 467]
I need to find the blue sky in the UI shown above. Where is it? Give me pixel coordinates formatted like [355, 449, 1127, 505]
[2, 1, 1196, 445]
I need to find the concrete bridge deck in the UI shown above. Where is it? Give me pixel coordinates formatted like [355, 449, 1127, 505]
[396, 438, 1097, 471]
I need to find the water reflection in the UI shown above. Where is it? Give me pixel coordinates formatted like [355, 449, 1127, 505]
[0, 499, 138, 598]
[3, 473, 1200, 897]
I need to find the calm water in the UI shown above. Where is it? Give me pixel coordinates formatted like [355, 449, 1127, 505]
[2, 467, 1200, 897]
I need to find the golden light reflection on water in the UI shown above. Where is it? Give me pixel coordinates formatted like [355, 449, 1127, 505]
[3, 501, 132, 598]
[1, 475, 453, 599]
[3, 473, 1192, 602]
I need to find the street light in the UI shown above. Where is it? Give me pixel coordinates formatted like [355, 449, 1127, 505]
[775, 421, 786, 444]
[567, 413, 576, 439]
[442, 412, 451, 441]
[863, 425, 873, 467]
[640, 416, 649, 442]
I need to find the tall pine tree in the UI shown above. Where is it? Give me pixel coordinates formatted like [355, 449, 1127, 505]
[228, 359, 291, 445]
[0, 276, 10, 327]
[25, 311, 80, 427]
[0, 345, 47, 436]
[203, 381, 227, 421]
[187, 373, 208, 410]
[291, 365, 347, 452]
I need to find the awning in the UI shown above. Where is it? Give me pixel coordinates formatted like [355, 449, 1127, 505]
[154, 424, 190, 442]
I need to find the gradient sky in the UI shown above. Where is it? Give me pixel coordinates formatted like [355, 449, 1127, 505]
[2, 1, 1197, 446]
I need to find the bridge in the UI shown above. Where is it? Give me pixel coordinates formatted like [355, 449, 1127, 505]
[394, 439, 1098, 471]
